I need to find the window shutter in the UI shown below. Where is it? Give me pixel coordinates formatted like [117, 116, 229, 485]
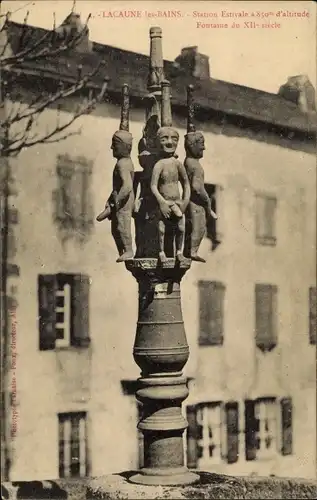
[54, 158, 74, 228]
[71, 274, 90, 347]
[264, 197, 277, 240]
[82, 164, 94, 228]
[54, 156, 94, 236]
[199, 281, 225, 346]
[256, 194, 277, 244]
[225, 402, 239, 464]
[199, 282, 211, 345]
[38, 275, 57, 350]
[255, 195, 265, 239]
[255, 284, 277, 351]
[281, 397, 293, 456]
[309, 287, 316, 345]
[186, 405, 198, 468]
[245, 400, 257, 461]
[71, 166, 85, 230]
[213, 282, 225, 345]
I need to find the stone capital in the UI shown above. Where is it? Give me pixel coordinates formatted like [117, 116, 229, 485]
[125, 258, 191, 286]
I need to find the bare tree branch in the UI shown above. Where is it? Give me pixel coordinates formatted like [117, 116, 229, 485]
[1, 13, 92, 66]
[1, 5, 110, 158]
[5, 59, 106, 126]
[3, 77, 109, 156]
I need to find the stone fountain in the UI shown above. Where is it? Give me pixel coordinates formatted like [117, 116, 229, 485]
[95, 25, 215, 486]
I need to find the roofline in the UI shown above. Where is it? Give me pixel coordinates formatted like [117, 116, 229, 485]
[6, 20, 317, 138]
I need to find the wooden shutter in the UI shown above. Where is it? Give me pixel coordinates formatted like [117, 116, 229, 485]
[256, 194, 277, 244]
[71, 274, 90, 347]
[281, 397, 293, 456]
[71, 166, 85, 230]
[245, 400, 257, 461]
[54, 158, 74, 228]
[225, 402, 239, 464]
[186, 405, 198, 468]
[264, 197, 277, 240]
[255, 284, 277, 351]
[82, 161, 94, 229]
[255, 195, 265, 240]
[199, 281, 225, 346]
[38, 275, 57, 350]
[309, 287, 316, 345]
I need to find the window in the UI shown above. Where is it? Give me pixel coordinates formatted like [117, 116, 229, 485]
[186, 401, 239, 468]
[245, 397, 293, 461]
[309, 287, 316, 345]
[187, 403, 223, 468]
[187, 398, 293, 467]
[53, 154, 94, 239]
[255, 284, 278, 351]
[58, 412, 89, 478]
[255, 193, 277, 245]
[205, 184, 224, 247]
[198, 281, 225, 346]
[38, 273, 90, 350]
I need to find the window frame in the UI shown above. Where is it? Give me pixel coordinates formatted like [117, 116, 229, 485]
[255, 192, 277, 246]
[245, 397, 293, 461]
[38, 273, 91, 351]
[53, 154, 94, 238]
[58, 411, 89, 478]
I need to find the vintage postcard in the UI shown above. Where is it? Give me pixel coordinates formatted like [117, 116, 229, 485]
[1, 0, 316, 498]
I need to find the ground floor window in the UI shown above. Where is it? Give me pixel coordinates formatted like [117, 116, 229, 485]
[58, 412, 89, 477]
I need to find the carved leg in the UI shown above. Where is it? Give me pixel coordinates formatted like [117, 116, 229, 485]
[116, 213, 134, 262]
[175, 216, 185, 263]
[158, 219, 167, 263]
[190, 208, 206, 263]
[111, 218, 125, 257]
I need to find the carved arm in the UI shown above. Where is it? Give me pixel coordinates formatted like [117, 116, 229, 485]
[177, 162, 190, 213]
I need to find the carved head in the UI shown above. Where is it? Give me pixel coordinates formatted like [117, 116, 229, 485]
[111, 130, 133, 158]
[184, 131, 205, 159]
[157, 126, 179, 157]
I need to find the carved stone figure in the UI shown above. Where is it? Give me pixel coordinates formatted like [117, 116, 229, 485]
[96, 85, 135, 262]
[184, 85, 217, 262]
[150, 126, 190, 263]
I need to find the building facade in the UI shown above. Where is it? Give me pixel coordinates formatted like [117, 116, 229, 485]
[2, 18, 316, 481]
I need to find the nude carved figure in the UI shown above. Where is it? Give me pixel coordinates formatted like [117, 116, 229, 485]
[150, 126, 190, 264]
[96, 84, 135, 262]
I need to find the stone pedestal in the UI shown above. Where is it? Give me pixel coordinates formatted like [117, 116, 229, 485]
[125, 258, 199, 486]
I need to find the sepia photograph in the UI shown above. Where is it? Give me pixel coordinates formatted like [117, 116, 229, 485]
[0, 1, 316, 498]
